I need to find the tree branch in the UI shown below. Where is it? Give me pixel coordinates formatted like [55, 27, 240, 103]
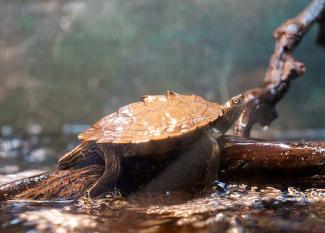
[235, 0, 325, 137]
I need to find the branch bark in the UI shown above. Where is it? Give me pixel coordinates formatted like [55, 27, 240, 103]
[220, 136, 325, 187]
[0, 165, 103, 201]
[235, 0, 325, 137]
[221, 136, 325, 174]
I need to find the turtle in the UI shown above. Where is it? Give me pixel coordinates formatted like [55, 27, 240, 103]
[58, 91, 246, 198]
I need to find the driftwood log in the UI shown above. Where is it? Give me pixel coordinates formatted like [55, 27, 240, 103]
[1, 0, 325, 201]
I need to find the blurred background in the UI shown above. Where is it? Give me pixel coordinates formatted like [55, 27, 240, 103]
[0, 0, 324, 136]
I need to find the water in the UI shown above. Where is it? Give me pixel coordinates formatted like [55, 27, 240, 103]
[0, 126, 325, 233]
[1, 185, 325, 232]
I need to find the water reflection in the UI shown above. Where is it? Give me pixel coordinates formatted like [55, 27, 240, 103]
[19, 209, 97, 233]
[1, 184, 324, 233]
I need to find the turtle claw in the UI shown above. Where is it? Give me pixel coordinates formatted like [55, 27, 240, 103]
[87, 174, 113, 199]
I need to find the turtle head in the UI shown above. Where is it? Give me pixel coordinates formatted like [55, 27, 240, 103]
[223, 93, 246, 118]
[212, 94, 246, 135]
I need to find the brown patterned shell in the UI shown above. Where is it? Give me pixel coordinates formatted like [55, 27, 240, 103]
[79, 91, 223, 156]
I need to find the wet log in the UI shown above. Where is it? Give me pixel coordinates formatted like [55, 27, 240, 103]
[235, 0, 325, 137]
[221, 136, 325, 173]
[220, 136, 325, 187]
[0, 165, 103, 201]
[1, 136, 324, 201]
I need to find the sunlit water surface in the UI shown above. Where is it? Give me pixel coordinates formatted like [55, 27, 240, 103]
[0, 125, 325, 233]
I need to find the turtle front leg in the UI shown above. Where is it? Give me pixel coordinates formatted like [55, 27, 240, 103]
[87, 145, 121, 199]
[201, 133, 221, 190]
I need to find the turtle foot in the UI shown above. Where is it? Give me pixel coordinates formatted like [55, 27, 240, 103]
[87, 145, 121, 199]
[87, 175, 115, 199]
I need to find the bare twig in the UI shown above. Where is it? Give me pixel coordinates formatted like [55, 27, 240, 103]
[235, 0, 325, 137]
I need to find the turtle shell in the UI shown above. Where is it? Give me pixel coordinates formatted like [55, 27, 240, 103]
[79, 91, 223, 156]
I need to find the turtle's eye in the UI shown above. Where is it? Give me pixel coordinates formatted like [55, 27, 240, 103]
[232, 98, 240, 104]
